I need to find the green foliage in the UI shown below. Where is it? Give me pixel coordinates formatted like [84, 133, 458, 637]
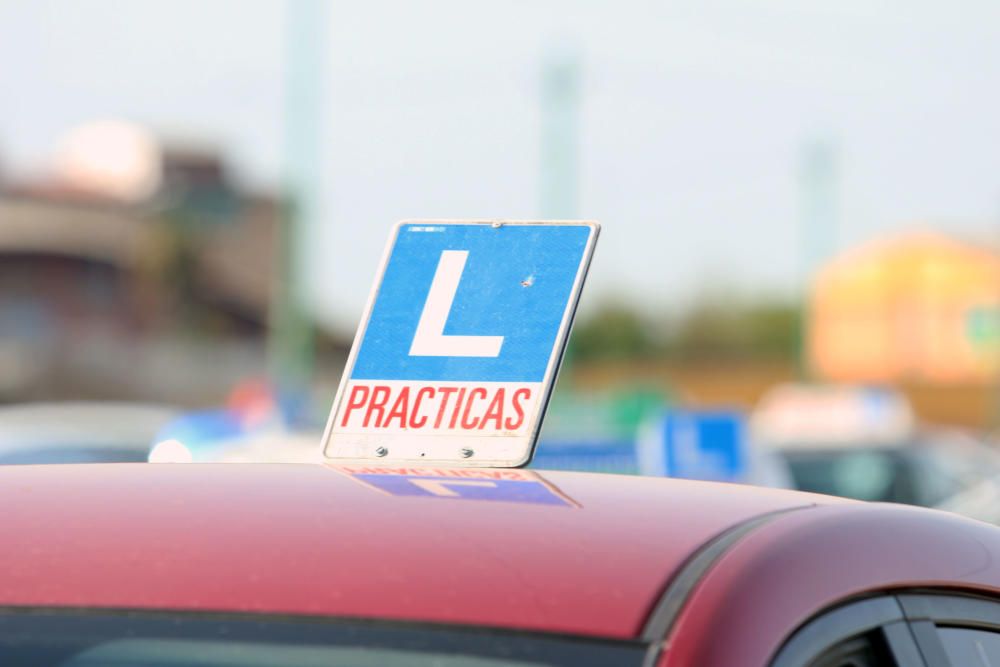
[571, 297, 802, 362]
[569, 303, 657, 361]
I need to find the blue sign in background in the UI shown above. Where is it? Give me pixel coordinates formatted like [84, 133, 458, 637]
[352, 223, 592, 382]
[531, 439, 638, 474]
[638, 410, 748, 482]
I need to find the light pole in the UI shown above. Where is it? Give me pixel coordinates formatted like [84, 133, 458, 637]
[270, 0, 329, 391]
[539, 45, 583, 396]
[540, 47, 581, 220]
[797, 137, 838, 380]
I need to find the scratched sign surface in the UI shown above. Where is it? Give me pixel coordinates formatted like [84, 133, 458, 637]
[322, 221, 599, 467]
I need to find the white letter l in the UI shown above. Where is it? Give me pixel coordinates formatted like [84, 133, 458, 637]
[409, 250, 504, 357]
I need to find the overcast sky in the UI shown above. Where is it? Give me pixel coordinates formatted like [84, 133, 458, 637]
[2, 0, 999, 332]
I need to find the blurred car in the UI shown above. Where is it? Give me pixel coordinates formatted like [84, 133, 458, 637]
[750, 383, 1000, 516]
[0, 402, 177, 464]
[773, 429, 1000, 509]
[1, 462, 1000, 666]
[752, 383, 917, 449]
[147, 403, 322, 463]
[146, 381, 323, 463]
[149, 429, 323, 463]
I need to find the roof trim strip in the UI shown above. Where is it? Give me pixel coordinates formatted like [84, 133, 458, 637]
[640, 505, 813, 644]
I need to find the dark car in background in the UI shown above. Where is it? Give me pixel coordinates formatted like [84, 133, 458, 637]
[777, 430, 1000, 506]
[752, 384, 1000, 520]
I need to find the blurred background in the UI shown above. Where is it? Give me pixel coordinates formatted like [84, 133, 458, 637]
[1, 1, 999, 517]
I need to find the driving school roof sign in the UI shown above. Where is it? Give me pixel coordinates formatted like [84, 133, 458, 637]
[322, 220, 600, 467]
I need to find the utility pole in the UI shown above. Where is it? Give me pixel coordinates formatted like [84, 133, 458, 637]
[539, 46, 583, 395]
[270, 0, 328, 391]
[539, 47, 581, 220]
[796, 137, 838, 380]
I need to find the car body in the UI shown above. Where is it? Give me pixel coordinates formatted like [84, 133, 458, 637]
[2, 462, 1000, 666]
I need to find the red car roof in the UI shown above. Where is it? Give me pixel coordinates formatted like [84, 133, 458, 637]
[0, 463, 830, 638]
[662, 502, 1000, 666]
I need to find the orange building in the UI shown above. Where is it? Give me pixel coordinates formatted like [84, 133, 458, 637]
[809, 231, 1000, 384]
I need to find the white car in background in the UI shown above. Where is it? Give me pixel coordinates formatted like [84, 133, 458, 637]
[0, 402, 178, 464]
[148, 428, 322, 464]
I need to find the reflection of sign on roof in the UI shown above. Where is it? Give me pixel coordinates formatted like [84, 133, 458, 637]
[322, 220, 599, 468]
[332, 465, 579, 507]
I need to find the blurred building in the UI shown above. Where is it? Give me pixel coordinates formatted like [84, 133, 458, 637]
[809, 231, 1000, 384]
[0, 121, 346, 406]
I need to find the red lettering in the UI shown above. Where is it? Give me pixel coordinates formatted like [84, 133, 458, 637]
[382, 387, 410, 428]
[434, 387, 459, 428]
[504, 387, 532, 430]
[363, 385, 391, 427]
[448, 388, 468, 429]
[461, 388, 488, 429]
[340, 385, 370, 426]
[478, 389, 505, 430]
[410, 387, 435, 428]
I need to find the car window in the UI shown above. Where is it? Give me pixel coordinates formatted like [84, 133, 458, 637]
[806, 633, 893, 667]
[938, 627, 1000, 666]
[0, 611, 645, 667]
[770, 597, 922, 667]
[64, 639, 550, 667]
[778, 441, 997, 507]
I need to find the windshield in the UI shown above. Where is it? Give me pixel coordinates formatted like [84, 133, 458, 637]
[0, 611, 645, 667]
[779, 440, 1000, 506]
[781, 447, 918, 504]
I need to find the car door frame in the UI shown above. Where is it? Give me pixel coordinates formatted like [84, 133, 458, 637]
[897, 592, 1000, 666]
[770, 595, 926, 667]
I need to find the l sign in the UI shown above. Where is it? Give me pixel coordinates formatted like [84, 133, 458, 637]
[323, 220, 599, 467]
[409, 250, 504, 357]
